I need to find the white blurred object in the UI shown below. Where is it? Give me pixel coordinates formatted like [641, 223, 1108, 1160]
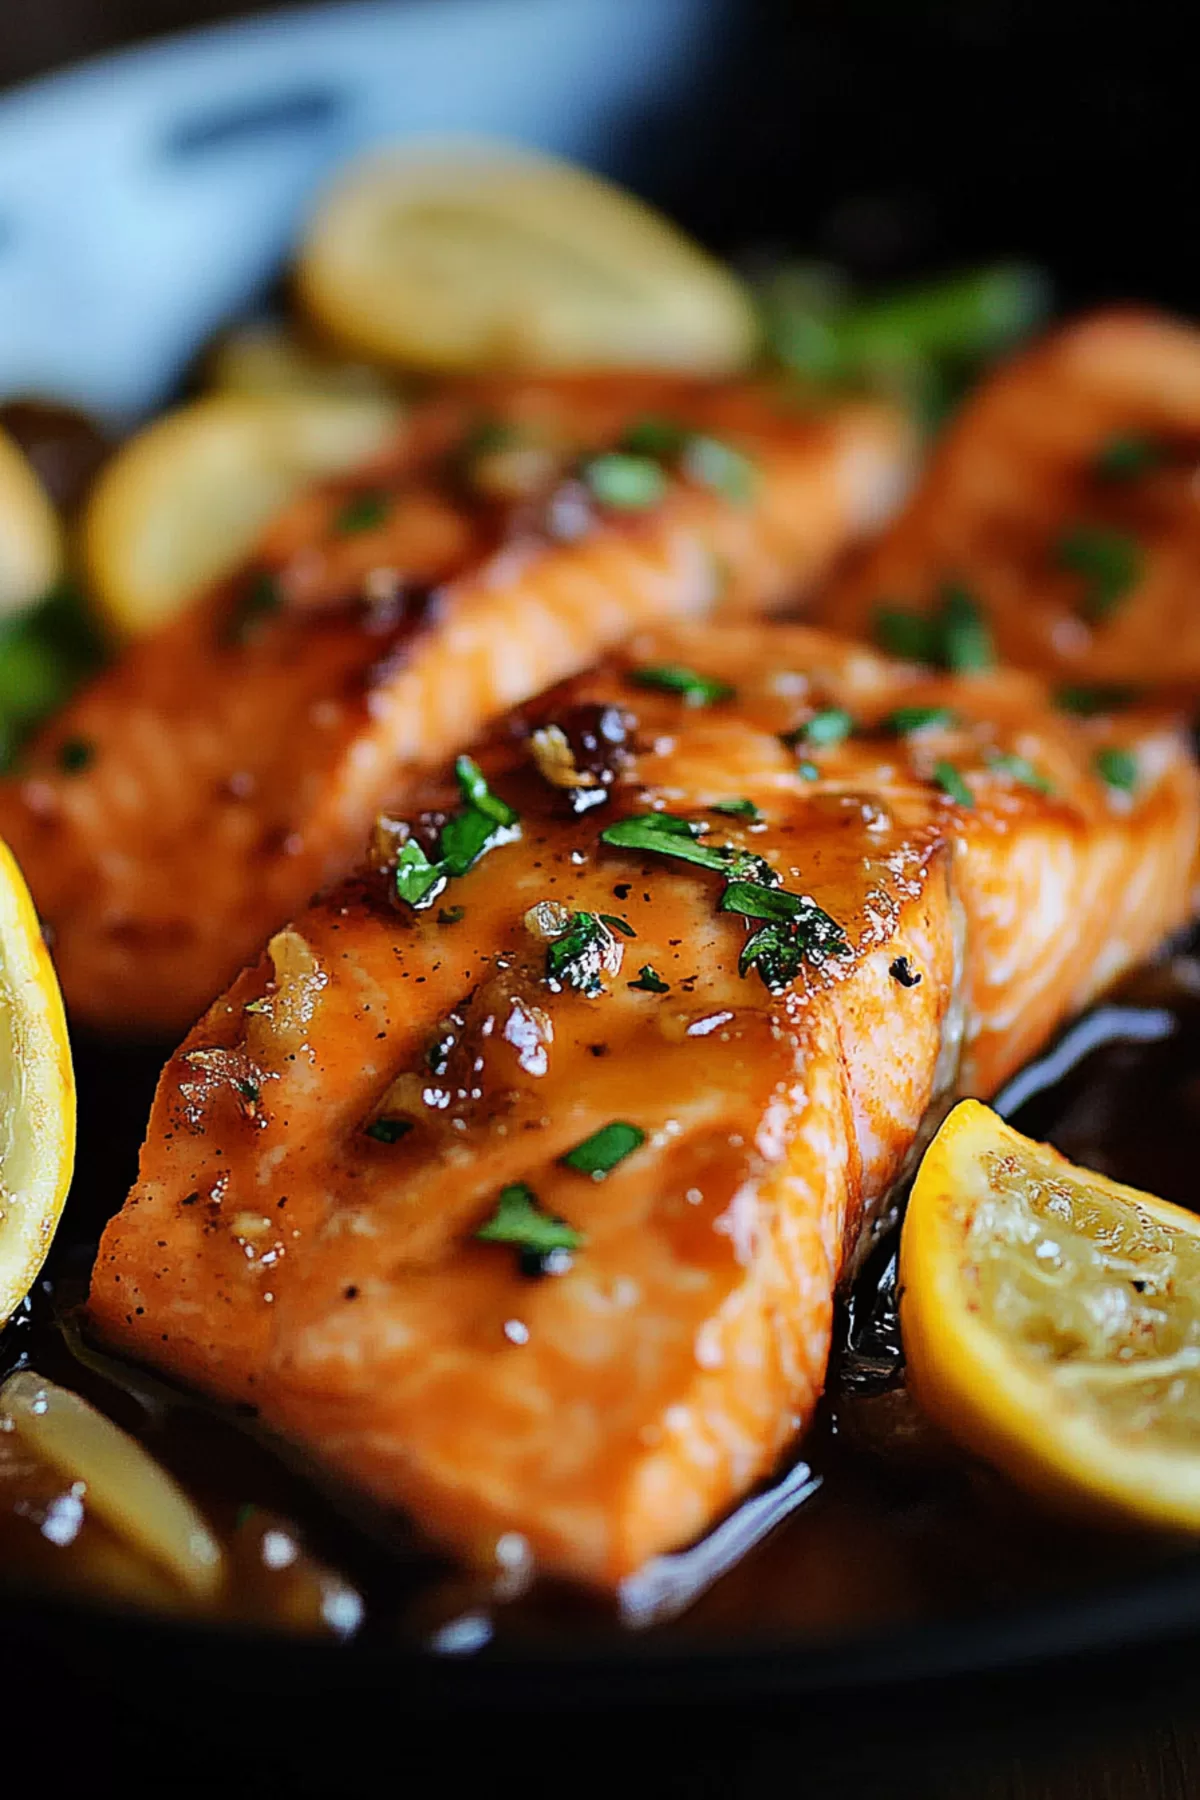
[0, 0, 733, 423]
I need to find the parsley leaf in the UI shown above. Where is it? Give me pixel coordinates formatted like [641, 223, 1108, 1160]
[984, 749, 1053, 795]
[394, 839, 447, 907]
[1094, 746, 1139, 793]
[621, 416, 691, 458]
[1093, 433, 1163, 482]
[582, 452, 668, 509]
[789, 708, 854, 748]
[366, 1117, 413, 1144]
[796, 760, 820, 781]
[1054, 683, 1139, 716]
[600, 813, 777, 884]
[561, 1121, 645, 1177]
[335, 491, 390, 535]
[711, 798, 761, 821]
[453, 754, 518, 827]
[228, 569, 282, 645]
[681, 434, 757, 504]
[475, 1183, 583, 1255]
[392, 759, 519, 906]
[1057, 526, 1141, 622]
[884, 705, 958, 735]
[628, 964, 670, 993]
[57, 736, 95, 773]
[933, 760, 974, 807]
[545, 912, 622, 994]
[630, 664, 735, 707]
[873, 583, 993, 673]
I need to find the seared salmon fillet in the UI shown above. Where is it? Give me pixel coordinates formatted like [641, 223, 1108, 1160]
[0, 378, 913, 1038]
[819, 309, 1200, 695]
[88, 620, 1200, 1587]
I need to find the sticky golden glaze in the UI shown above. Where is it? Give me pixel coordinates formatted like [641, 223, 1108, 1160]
[87, 621, 1200, 1586]
[0, 378, 912, 1038]
[819, 309, 1200, 693]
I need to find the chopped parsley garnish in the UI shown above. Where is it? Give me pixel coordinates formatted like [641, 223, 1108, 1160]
[873, 583, 994, 673]
[437, 904, 466, 925]
[475, 1183, 583, 1256]
[600, 913, 636, 937]
[234, 1078, 261, 1105]
[681, 434, 757, 505]
[629, 964, 670, 993]
[582, 452, 668, 510]
[621, 416, 691, 458]
[600, 812, 847, 991]
[366, 1117, 413, 1144]
[984, 749, 1054, 795]
[889, 956, 921, 987]
[796, 760, 820, 781]
[933, 760, 974, 807]
[562, 1121, 645, 1177]
[711, 798, 761, 821]
[1093, 746, 1139, 793]
[630, 664, 735, 707]
[228, 569, 282, 644]
[57, 736, 94, 773]
[391, 757, 519, 909]
[334, 491, 390, 535]
[1056, 526, 1141, 622]
[1093, 433, 1163, 482]
[545, 911, 625, 994]
[1054, 683, 1139, 716]
[789, 708, 854, 748]
[884, 705, 958, 736]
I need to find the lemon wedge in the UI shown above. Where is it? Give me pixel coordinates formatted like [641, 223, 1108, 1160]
[295, 138, 759, 376]
[81, 391, 403, 637]
[0, 426, 65, 621]
[900, 1099, 1200, 1530]
[204, 319, 398, 401]
[0, 837, 74, 1325]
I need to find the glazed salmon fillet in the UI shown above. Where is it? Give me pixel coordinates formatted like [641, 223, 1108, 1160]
[0, 377, 913, 1038]
[88, 620, 1200, 1587]
[819, 309, 1200, 695]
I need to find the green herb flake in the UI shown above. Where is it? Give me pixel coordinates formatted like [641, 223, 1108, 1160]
[1093, 433, 1163, 482]
[873, 584, 993, 674]
[884, 705, 958, 736]
[334, 491, 390, 535]
[475, 1183, 583, 1255]
[621, 415, 690, 458]
[454, 754, 518, 827]
[1053, 683, 1140, 716]
[437, 904, 466, 926]
[628, 964, 670, 993]
[795, 760, 820, 782]
[933, 760, 975, 808]
[234, 1078, 262, 1105]
[582, 452, 668, 510]
[630, 663, 735, 707]
[1056, 526, 1142, 622]
[394, 838, 446, 908]
[57, 736, 95, 773]
[562, 1121, 646, 1178]
[711, 798, 761, 821]
[720, 879, 849, 985]
[680, 435, 757, 505]
[228, 569, 282, 644]
[599, 913, 636, 937]
[791, 707, 854, 748]
[366, 1117, 413, 1144]
[545, 912, 620, 994]
[984, 750, 1054, 795]
[1093, 746, 1139, 794]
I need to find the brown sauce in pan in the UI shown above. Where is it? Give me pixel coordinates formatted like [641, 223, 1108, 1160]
[3, 942, 1198, 1649]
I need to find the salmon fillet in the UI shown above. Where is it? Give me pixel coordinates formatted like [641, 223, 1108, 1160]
[0, 377, 913, 1038]
[88, 620, 1200, 1587]
[819, 309, 1200, 695]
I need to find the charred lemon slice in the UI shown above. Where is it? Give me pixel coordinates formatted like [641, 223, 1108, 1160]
[0, 838, 74, 1325]
[82, 391, 403, 636]
[295, 138, 758, 376]
[900, 1099, 1200, 1530]
[0, 426, 64, 620]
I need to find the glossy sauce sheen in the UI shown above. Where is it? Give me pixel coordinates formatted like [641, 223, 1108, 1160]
[819, 309, 1200, 692]
[0, 377, 913, 1037]
[88, 621, 1200, 1587]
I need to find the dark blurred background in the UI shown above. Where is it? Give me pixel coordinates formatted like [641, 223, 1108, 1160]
[2, 0, 1196, 315]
